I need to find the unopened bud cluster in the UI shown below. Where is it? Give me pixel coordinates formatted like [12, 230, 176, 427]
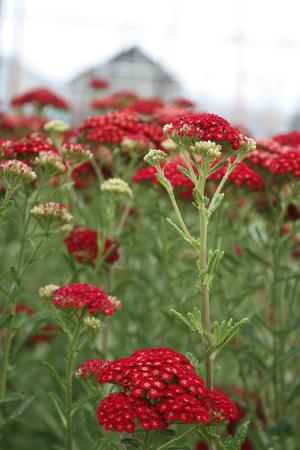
[108, 295, 122, 309]
[0, 160, 37, 187]
[190, 141, 222, 161]
[62, 143, 93, 164]
[238, 137, 256, 157]
[101, 178, 132, 198]
[121, 137, 147, 152]
[84, 315, 101, 331]
[34, 151, 65, 176]
[144, 149, 167, 166]
[31, 202, 73, 227]
[39, 284, 59, 299]
[44, 119, 70, 134]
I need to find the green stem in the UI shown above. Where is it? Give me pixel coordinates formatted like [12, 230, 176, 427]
[65, 319, 82, 450]
[0, 236, 46, 397]
[156, 166, 192, 240]
[199, 203, 214, 390]
[156, 425, 198, 450]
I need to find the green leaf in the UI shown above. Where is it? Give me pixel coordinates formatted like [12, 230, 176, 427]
[177, 164, 196, 183]
[211, 318, 248, 355]
[186, 352, 206, 379]
[0, 395, 36, 430]
[49, 392, 67, 428]
[44, 362, 66, 388]
[225, 421, 250, 450]
[0, 392, 25, 406]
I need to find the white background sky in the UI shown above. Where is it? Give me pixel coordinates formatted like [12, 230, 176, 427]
[1, 0, 300, 134]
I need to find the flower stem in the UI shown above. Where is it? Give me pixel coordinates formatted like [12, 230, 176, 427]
[65, 319, 81, 450]
[156, 425, 198, 450]
[199, 203, 214, 390]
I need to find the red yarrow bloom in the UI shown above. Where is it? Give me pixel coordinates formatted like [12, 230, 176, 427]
[132, 157, 264, 194]
[78, 347, 238, 432]
[64, 226, 119, 265]
[97, 392, 166, 433]
[79, 110, 164, 147]
[272, 131, 300, 148]
[268, 150, 300, 178]
[165, 113, 243, 150]
[173, 97, 196, 108]
[89, 77, 110, 89]
[11, 88, 69, 110]
[126, 98, 165, 116]
[51, 283, 116, 315]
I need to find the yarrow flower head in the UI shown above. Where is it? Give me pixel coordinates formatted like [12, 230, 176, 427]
[64, 226, 120, 265]
[50, 283, 118, 316]
[78, 347, 238, 433]
[34, 151, 65, 177]
[44, 119, 70, 134]
[90, 77, 110, 90]
[101, 178, 133, 198]
[144, 149, 167, 166]
[62, 143, 93, 165]
[190, 141, 222, 161]
[164, 113, 244, 150]
[39, 284, 59, 299]
[79, 110, 164, 147]
[31, 202, 73, 228]
[84, 315, 101, 331]
[11, 87, 69, 110]
[0, 160, 37, 188]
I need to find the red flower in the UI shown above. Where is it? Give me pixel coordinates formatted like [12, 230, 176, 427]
[126, 98, 165, 116]
[64, 226, 119, 265]
[173, 97, 196, 108]
[71, 162, 96, 188]
[272, 131, 300, 148]
[4, 138, 58, 163]
[89, 78, 110, 89]
[165, 113, 243, 150]
[133, 157, 263, 194]
[209, 158, 264, 191]
[155, 106, 188, 126]
[97, 392, 166, 433]
[11, 88, 69, 110]
[79, 110, 164, 147]
[79, 347, 238, 432]
[51, 283, 116, 315]
[268, 150, 300, 178]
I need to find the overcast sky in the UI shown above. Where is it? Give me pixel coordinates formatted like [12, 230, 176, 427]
[1, 0, 300, 134]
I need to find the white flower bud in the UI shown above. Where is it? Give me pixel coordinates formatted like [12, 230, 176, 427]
[101, 178, 132, 198]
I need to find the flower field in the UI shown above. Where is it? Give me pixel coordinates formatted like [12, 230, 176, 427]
[0, 82, 299, 450]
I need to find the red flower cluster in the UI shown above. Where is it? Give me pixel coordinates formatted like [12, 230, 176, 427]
[165, 113, 243, 150]
[3, 137, 58, 162]
[126, 98, 165, 116]
[79, 111, 164, 147]
[268, 150, 300, 178]
[11, 88, 69, 110]
[64, 226, 119, 265]
[51, 283, 116, 315]
[133, 157, 263, 194]
[97, 392, 165, 432]
[79, 347, 238, 433]
[89, 77, 110, 89]
[91, 90, 139, 111]
[272, 131, 300, 148]
[0, 114, 47, 133]
[155, 106, 188, 126]
[209, 158, 264, 191]
[173, 97, 196, 108]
